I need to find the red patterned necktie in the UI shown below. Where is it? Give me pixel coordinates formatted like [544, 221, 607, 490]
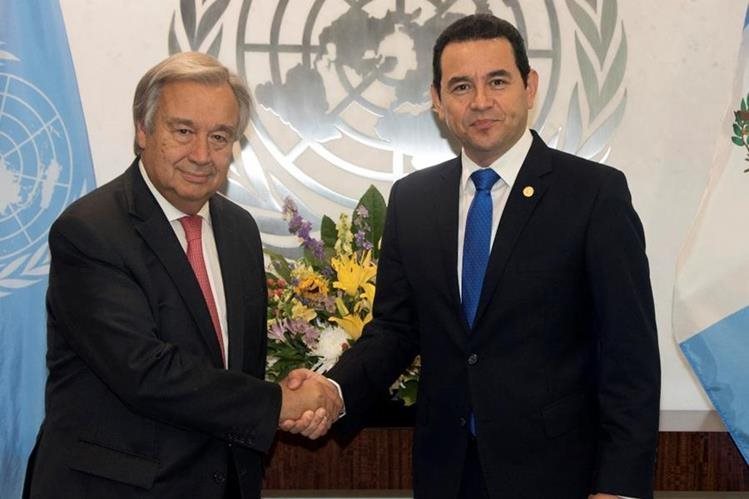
[179, 215, 226, 366]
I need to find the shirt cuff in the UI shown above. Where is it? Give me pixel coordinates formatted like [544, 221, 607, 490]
[326, 377, 346, 419]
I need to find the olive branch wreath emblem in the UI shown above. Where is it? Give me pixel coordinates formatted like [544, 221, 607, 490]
[0, 181, 88, 298]
[0, 47, 90, 297]
[168, 0, 229, 57]
[555, 0, 626, 160]
[731, 92, 749, 172]
[0, 191, 89, 297]
[0, 245, 52, 298]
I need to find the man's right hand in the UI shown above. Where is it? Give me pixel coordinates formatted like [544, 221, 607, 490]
[278, 369, 342, 439]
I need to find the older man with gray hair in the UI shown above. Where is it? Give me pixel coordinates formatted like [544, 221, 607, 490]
[23, 52, 340, 499]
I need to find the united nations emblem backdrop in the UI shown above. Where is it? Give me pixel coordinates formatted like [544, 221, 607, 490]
[0, 1, 742, 493]
[166, 0, 628, 256]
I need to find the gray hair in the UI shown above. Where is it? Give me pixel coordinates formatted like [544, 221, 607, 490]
[132, 51, 251, 155]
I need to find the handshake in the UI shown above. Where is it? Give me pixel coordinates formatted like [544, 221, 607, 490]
[277, 368, 343, 440]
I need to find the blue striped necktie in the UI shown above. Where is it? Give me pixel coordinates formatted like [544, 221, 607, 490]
[462, 168, 500, 329]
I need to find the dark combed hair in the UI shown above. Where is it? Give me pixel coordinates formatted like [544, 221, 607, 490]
[432, 13, 531, 91]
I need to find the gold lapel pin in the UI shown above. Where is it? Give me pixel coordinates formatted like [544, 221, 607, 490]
[522, 186, 535, 198]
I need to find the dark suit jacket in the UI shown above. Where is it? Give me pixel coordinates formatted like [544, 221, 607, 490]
[24, 161, 280, 498]
[328, 132, 660, 499]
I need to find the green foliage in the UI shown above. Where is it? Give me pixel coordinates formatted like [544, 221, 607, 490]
[394, 378, 419, 407]
[732, 93, 749, 152]
[355, 185, 387, 258]
[265, 249, 292, 282]
[267, 333, 320, 381]
[320, 215, 337, 248]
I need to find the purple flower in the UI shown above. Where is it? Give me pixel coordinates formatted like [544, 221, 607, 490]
[356, 205, 369, 218]
[305, 238, 325, 261]
[354, 230, 373, 251]
[268, 320, 287, 342]
[282, 197, 299, 219]
[282, 196, 325, 261]
[287, 318, 320, 345]
[296, 218, 312, 240]
[268, 318, 320, 346]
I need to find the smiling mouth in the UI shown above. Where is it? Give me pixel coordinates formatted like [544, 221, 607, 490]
[471, 119, 498, 130]
[179, 170, 213, 183]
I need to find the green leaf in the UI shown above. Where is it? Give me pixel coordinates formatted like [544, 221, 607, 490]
[303, 244, 334, 269]
[732, 136, 745, 146]
[264, 250, 292, 282]
[742, 97, 747, 112]
[267, 333, 320, 381]
[320, 215, 337, 248]
[395, 379, 419, 406]
[355, 185, 387, 258]
[734, 123, 743, 136]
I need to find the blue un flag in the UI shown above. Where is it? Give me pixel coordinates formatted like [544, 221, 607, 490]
[0, 1, 95, 496]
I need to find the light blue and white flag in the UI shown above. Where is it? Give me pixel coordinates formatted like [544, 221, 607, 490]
[0, 1, 95, 496]
[672, 5, 749, 465]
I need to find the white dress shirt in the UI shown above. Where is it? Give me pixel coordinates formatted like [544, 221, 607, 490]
[457, 128, 532, 294]
[138, 162, 229, 365]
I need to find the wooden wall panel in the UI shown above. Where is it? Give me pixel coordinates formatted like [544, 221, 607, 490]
[263, 430, 749, 491]
[654, 432, 749, 490]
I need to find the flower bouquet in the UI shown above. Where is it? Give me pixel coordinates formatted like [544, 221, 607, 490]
[265, 186, 419, 406]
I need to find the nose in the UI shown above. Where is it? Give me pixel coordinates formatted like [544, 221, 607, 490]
[470, 85, 492, 110]
[188, 135, 211, 165]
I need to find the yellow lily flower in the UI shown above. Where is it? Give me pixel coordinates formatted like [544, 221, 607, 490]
[291, 299, 317, 322]
[360, 282, 376, 309]
[331, 251, 377, 297]
[330, 313, 366, 340]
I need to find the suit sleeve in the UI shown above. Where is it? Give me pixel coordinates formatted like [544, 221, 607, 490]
[46, 212, 281, 453]
[585, 170, 660, 498]
[327, 180, 420, 426]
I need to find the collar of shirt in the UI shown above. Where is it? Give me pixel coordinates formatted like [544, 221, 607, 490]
[459, 128, 533, 193]
[137, 160, 228, 366]
[138, 161, 212, 225]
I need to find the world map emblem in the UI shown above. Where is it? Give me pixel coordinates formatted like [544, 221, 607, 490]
[0, 49, 84, 296]
[169, 0, 626, 251]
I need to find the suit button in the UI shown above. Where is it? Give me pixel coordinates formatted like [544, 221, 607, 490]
[213, 472, 226, 484]
[467, 353, 478, 365]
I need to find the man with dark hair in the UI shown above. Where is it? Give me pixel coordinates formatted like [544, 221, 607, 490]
[322, 13, 660, 499]
[23, 52, 340, 499]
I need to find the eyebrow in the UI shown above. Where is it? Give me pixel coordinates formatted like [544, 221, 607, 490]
[165, 117, 195, 129]
[166, 117, 236, 135]
[445, 69, 512, 88]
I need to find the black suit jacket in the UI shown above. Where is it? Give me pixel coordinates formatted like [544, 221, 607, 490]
[328, 132, 660, 499]
[24, 161, 281, 498]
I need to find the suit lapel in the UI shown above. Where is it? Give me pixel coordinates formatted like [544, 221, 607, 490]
[125, 163, 224, 367]
[210, 196, 246, 371]
[433, 158, 463, 313]
[474, 133, 553, 328]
